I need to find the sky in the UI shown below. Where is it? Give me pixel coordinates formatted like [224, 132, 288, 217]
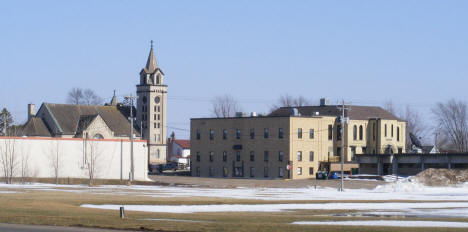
[0, 0, 467, 139]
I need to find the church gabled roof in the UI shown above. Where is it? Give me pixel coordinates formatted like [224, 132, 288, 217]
[42, 103, 140, 137]
[20, 117, 51, 137]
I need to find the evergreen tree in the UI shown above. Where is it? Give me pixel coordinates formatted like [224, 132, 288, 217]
[0, 108, 13, 135]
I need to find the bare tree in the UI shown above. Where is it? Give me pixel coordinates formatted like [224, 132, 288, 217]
[67, 88, 103, 105]
[67, 88, 84, 105]
[383, 100, 397, 116]
[86, 140, 102, 186]
[83, 89, 103, 105]
[0, 138, 18, 184]
[401, 105, 427, 150]
[19, 144, 30, 184]
[211, 95, 241, 118]
[432, 99, 468, 153]
[48, 140, 61, 184]
[270, 94, 311, 112]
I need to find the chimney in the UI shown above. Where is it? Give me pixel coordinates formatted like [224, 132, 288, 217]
[28, 104, 35, 120]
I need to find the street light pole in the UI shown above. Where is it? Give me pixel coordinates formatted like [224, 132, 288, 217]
[338, 100, 350, 192]
[125, 94, 138, 182]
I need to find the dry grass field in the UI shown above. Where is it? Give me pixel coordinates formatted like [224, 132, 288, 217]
[1, 182, 468, 232]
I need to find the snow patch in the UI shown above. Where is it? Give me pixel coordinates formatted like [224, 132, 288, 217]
[292, 220, 468, 228]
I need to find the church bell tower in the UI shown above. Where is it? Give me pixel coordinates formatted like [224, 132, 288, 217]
[137, 41, 167, 164]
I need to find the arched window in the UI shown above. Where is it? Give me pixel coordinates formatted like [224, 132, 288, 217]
[391, 125, 394, 138]
[359, 125, 363, 140]
[93, 134, 104, 139]
[156, 75, 160, 84]
[353, 125, 357, 140]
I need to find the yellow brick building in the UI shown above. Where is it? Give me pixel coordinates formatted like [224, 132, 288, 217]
[190, 103, 406, 179]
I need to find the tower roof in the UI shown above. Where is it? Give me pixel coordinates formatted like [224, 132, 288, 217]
[144, 40, 158, 73]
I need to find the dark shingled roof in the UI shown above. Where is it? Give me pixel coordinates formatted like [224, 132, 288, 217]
[21, 117, 52, 137]
[44, 103, 139, 137]
[269, 105, 402, 121]
[76, 114, 99, 135]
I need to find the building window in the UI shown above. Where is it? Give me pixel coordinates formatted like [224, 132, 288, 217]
[351, 146, 356, 160]
[337, 125, 342, 141]
[196, 167, 200, 176]
[264, 167, 269, 178]
[328, 125, 333, 140]
[236, 129, 241, 139]
[336, 147, 341, 157]
[385, 124, 387, 137]
[297, 167, 302, 175]
[196, 129, 200, 140]
[223, 167, 228, 177]
[362, 147, 367, 154]
[154, 123, 157, 129]
[309, 129, 314, 139]
[157, 114, 160, 120]
[309, 167, 314, 175]
[156, 134, 160, 142]
[278, 167, 284, 178]
[250, 167, 255, 177]
[250, 151, 255, 161]
[196, 152, 200, 162]
[279, 128, 283, 139]
[264, 151, 269, 162]
[353, 125, 357, 140]
[236, 151, 241, 162]
[154, 106, 157, 112]
[359, 125, 363, 140]
[373, 123, 376, 141]
[309, 151, 314, 161]
[391, 125, 394, 138]
[250, 128, 255, 139]
[298, 128, 302, 139]
[157, 123, 160, 128]
[209, 151, 214, 162]
[223, 129, 227, 140]
[223, 151, 227, 162]
[397, 127, 400, 141]
[209, 167, 214, 177]
[156, 149, 160, 159]
[297, 151, 302, 161]
[154, 114, 157, 120]
[398, 147, 403, 154]
[278, 151, 284, 162]
[209, 129, 214, 140]
[264, 128, 269, 138]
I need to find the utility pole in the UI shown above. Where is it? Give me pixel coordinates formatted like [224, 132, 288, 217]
[124, 94, 138, 182]
[337, 99, 351, 192]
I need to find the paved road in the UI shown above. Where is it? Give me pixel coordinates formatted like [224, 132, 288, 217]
[0, 223, 138, 232]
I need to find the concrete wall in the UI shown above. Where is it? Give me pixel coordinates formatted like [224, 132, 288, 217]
[0, 137, 148, 181]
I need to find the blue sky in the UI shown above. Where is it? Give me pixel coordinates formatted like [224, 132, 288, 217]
[1, 0, 467, 139]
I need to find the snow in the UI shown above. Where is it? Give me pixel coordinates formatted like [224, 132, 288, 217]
[80, 202, 468, 214]
[1, 179, 468, 202]
[292, 220, 468, 228]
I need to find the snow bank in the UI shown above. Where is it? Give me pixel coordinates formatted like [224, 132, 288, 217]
[292, 220, 468, 228]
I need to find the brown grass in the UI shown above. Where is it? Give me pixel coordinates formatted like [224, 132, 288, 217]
[0, 187, 467, 232]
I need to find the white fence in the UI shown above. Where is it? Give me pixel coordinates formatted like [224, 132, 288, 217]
[0, 137, 148, 181]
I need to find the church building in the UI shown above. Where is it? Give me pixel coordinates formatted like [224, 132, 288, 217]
[20, 42, 168, 165]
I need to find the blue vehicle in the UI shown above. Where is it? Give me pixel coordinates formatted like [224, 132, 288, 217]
[329, 171, 339, 179]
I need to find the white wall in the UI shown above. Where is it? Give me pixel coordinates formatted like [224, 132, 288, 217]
[0, 137, 148, 181]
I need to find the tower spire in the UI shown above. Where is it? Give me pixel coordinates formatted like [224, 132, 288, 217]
[145, 40, 158, 73]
